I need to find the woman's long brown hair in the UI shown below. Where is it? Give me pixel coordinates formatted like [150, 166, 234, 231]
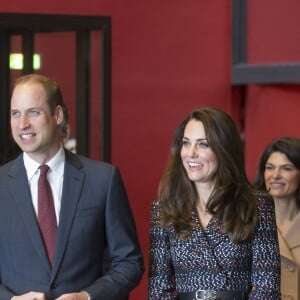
[158, 107, 259, 243]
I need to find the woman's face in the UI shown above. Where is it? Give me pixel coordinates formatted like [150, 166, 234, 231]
[264, 151, 300, 200]
[180, 119, 218, 185]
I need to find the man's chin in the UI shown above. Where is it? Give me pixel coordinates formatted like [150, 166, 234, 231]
[17, 144, 37, 153]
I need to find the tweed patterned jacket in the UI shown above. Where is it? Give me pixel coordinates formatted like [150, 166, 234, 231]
[148, 196, 281, 299]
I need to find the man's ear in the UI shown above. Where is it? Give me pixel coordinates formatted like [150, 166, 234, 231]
[55, 105, 64, 125]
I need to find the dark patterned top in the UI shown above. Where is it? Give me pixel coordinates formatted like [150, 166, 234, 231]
[148, 196, 281, 299]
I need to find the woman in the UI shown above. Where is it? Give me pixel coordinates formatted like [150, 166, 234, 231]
[254, 137, 300, 299]
[148, 107, 280, 299]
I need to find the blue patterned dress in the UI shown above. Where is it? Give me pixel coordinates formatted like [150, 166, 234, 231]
[148, 196, 281, 299]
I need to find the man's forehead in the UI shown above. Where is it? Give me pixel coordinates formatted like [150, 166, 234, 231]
[12, 83, 47, 99]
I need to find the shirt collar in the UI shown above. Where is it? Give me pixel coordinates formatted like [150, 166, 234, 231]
[23, 146, 66, 180]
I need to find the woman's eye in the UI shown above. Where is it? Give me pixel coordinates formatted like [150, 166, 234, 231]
[282, 166, 295, 171]
[198, 142, 209, 148]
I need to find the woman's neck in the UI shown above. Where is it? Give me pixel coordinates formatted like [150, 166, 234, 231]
[195, 181, 215, 206]
[275, 196, 299, 225]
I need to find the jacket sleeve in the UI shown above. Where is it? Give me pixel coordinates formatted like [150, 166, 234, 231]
[0, 285, 15, 300]
[249, 196, 281, 299]
[85, 166, 144, 300]
[148, 201, 177, 300]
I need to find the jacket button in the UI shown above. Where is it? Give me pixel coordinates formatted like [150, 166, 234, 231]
[51, 283, 57, 289]
[288, 264, 295, 272]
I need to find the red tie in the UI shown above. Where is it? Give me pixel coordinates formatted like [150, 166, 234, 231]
[38, 164, 57, 265]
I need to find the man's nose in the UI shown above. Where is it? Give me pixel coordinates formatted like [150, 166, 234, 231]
[18, 114, 30, 129]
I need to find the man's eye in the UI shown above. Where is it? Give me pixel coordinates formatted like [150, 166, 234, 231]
[11, 111, 20, 118]
[28, 110, 40, 117]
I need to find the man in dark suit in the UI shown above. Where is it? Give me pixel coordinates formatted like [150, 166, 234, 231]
[0, 74, 144, 300]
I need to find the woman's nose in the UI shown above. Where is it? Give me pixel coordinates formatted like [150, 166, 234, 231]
[188, 145, 198, 157]
[271, 168, 281, 179]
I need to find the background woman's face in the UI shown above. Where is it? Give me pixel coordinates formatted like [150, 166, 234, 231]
[180, 119, 218, 184]
[264, 151, 300, 200]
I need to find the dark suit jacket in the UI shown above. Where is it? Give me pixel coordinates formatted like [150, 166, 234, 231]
[0, 150, 144, 300]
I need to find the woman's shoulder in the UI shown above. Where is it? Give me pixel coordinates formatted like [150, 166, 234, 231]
[255, 192, 274, 208]
[254, 193, 276, 222]
[151, 200, 161, 216]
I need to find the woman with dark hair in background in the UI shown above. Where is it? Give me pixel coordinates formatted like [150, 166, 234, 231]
[148, 107, 280, 299]
[254, 136, 300, 299]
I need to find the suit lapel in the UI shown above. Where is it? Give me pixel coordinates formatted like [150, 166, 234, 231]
[8, 155, 50, 269]
[278, 230, 295, 262]
[284, 212, 300, 249]
[51, 151, 85, 278]
[278, 212, 300, 264]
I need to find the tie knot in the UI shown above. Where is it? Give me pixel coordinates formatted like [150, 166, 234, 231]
[39, 164, 50, 176]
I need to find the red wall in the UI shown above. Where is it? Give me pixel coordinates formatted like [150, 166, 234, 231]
[245, 85, 300, 181]
[2, 1, 300, 299]
[245, 0, 300, 181]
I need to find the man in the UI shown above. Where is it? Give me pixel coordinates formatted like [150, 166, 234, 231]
[0, 74, 144, 300]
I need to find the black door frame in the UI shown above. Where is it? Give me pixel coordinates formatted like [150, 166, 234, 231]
[0, 13, 111, 162]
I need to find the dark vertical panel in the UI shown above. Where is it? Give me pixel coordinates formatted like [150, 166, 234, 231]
[0, 29, 21, 165]
[232, 0, 247, 65]
[0, 29, 10, 165]
[22, 31, 34, 74]
[76, 30, 90, 156]
[0, 30, 10, 139]
[101, 18, 111, 162]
